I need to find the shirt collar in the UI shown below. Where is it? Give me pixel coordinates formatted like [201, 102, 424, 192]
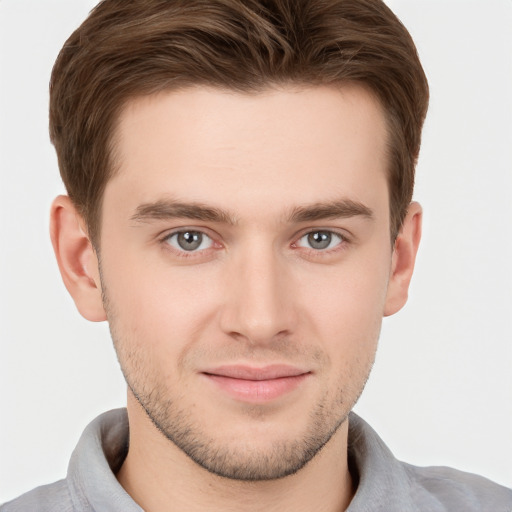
[67, 408, 142, 512]
[66, 408, 419, 511]
[346, 413, 420, 511]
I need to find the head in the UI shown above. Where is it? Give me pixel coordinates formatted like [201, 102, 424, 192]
[50, 0, 427, 482]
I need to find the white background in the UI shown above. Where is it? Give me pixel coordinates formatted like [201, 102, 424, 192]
[1, 0, 511, 504]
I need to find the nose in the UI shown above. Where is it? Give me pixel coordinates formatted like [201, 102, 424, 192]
[219, 245, 297, 345]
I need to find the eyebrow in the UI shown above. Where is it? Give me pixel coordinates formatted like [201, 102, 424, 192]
[130, 197, 374, 225]
[288, 199, 374, 223]
[130, 199, 238, 225]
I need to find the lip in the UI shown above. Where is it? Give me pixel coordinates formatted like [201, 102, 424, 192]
[201, 365, 311, 402]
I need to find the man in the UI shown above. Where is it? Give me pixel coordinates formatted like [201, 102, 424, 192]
[2, 0, 511, 510]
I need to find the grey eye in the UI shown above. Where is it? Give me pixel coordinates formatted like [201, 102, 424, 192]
[165, 231, 213, 252]
[177, 231, 202, 250]
[308, 231, 332, 250]
[297, 230, 344, 251]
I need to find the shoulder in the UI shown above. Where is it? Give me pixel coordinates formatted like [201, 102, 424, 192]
[404, 462, 512, 511]
[347, 413, 512, 512]
[0, 480, 74, 512]
[1, 409, 133, 512]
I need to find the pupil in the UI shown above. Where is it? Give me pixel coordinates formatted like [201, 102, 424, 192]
[178, 231, 202, 251]
[308, 231, 331, 250]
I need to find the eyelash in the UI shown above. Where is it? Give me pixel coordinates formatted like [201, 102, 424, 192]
[159, 228, 349, 259]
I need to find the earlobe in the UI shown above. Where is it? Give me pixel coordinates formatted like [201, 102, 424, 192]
[50, 195, 107, 322]
[383, 202, 422, 317]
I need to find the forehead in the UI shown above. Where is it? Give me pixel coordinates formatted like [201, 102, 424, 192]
[106, 84, 390, 222]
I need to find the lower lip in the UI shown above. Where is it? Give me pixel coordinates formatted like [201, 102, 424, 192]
[203, 373, 309, 402]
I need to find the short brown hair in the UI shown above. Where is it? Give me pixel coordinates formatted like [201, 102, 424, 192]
[50, 0, 428, 244]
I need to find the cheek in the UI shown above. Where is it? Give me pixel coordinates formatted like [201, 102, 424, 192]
[296, 254, 390, 372]
[102, 255, 222, 350]
[301, 257, 390, 330]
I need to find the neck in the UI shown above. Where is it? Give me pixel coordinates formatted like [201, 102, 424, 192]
[117, 393, 355, 512]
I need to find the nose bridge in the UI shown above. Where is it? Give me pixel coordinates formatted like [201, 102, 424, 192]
[220, 239, 295, 344]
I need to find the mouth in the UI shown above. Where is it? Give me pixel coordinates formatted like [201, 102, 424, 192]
[201, 365, 311, 402]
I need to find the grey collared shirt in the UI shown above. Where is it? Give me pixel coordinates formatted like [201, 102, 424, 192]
[2, 408, 511, 511]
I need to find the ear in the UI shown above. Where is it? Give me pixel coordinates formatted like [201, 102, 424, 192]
[50, 195, 107, 322]
[384, 201, 422, 317]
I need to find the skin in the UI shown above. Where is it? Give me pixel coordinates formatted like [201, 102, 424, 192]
[50, 84, 421, 512]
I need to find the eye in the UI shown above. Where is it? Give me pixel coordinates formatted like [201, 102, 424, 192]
[164, 230, 213, 252]
[296, 230, 344, 251]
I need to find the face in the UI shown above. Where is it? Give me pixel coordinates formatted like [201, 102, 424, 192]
[98, 85, 395, 480]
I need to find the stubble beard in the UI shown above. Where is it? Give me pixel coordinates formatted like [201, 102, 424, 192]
[101, 278, 375, 482]
[124, 375, 350, 481]
[116, 341, 373, 482]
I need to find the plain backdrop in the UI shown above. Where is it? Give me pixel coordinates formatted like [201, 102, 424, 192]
[1, 0, 511, 503]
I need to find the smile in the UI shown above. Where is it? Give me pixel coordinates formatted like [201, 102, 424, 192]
[201, 365, 311, 402]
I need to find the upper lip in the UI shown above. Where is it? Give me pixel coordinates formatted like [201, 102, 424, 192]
[202, 365, 310, 381]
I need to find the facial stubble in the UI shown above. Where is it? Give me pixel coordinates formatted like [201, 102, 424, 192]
[100, 272, 376, 482]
